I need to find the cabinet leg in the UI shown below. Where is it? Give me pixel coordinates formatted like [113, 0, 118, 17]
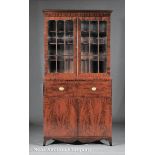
[43, 137, 46, 146]
[109, 138, 112, 146]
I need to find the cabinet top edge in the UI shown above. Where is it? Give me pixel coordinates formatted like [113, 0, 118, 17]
[43, 10, 112, 17]
[43, 9, 113, 13]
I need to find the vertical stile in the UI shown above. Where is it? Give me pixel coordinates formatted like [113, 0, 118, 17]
[98, 20, 99, 73]
[77, 19, 78, 76]
[64, 20, 66, 72]
[56, 20, 57, 73]
[89, 21, 90, 73]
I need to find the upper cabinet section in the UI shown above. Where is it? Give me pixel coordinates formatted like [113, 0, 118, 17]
[43, 10, 112, 80]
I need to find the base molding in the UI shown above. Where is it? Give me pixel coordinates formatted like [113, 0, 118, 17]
[43, 136, 112, 146]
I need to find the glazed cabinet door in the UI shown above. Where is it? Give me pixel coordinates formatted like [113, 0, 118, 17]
[44, 97, 78, 141]
[44, 17, 77, 79]
[78, 97, 112, 142]
[77, 16, 110, 77]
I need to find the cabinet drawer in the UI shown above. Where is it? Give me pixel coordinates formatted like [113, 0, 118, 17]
[77, 81, 112, 97]
[44, 80, 112, 97]
[44, 81, 76, 97]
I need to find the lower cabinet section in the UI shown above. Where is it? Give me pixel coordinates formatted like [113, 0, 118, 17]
[43, 96, 112, 144]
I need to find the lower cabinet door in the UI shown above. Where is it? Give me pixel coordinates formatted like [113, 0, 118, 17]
[78, 97, 112, 140]
[44, 97, 78, 139]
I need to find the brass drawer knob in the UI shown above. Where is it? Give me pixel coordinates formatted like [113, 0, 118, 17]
[91, 87, 96, 91]
[59, 86, 64, 91]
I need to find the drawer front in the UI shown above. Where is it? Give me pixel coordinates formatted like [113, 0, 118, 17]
[77, 81, 112, 97]
[44, 81, 77, 97]
[44, 80, 112, 97]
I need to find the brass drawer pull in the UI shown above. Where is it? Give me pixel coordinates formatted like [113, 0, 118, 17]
[91, 87, 96, 91]
[59, 86, 64, 91]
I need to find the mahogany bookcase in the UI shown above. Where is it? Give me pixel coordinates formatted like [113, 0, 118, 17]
[43, 10, 112, 146]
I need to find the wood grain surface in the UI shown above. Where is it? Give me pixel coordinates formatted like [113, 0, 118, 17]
[44, 97, 77, 138]
[78, 97, 112, 138]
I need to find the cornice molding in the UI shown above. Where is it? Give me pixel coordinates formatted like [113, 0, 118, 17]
[43, 10, 112, 17]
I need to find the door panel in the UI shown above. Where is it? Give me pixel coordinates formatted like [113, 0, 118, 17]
[44, 97, 77, 138]
[78, 97, 112, 138]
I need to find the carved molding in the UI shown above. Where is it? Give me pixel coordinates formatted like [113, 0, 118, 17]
[43, 10, 112, 17]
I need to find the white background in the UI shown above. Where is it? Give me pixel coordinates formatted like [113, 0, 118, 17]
[0, 0, 155, 155]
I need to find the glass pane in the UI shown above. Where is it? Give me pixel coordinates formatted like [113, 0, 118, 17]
[81, 21, 89, 32]
[81, 37, 89, 44]
[57, 20, 64, 32]
[48, 20, 56, 32]
[81, 44, 89, 55]
[66, 44, 73, 55]
[48, 44, 56, 55]
[57, 35, 64, 43]
[99, 21, 107, 38]
[99, 44, 106, 53]
[64, 55, 74, 73]
[81, 55, 89, 73]
[49, 61, 56, 73]
[48, 54, 56, 73]
[99, 52, 106, 73]
[99, 37, 106, 44]
[90, 31, 98, 37]
[99, 32, 106, 37]
[57, 31, 64, 37]
[90, 44, 98, 55]
[90, 37, 98, 44]
[66, 37, 73, 44]
[48, 31, 56, 37]
[48, 32, 56, 43]
[81, 31, 89, 37]
[48, 37, 56, 43]
[48, 55, 56, 61]
[57, 56, 64, 73]
[57, 55, 74, 73]
[57, 44, 64, 55]
[66, 20, 73, 32]
[89, 55, 98, 73]
[90, 21, 98, 32]
[66, 32, 73, 38]
[90, 61, 98, 73]
[99, 53, 106, 61]
[99, 61, 106, 73]
[99, 21, 106, 32]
